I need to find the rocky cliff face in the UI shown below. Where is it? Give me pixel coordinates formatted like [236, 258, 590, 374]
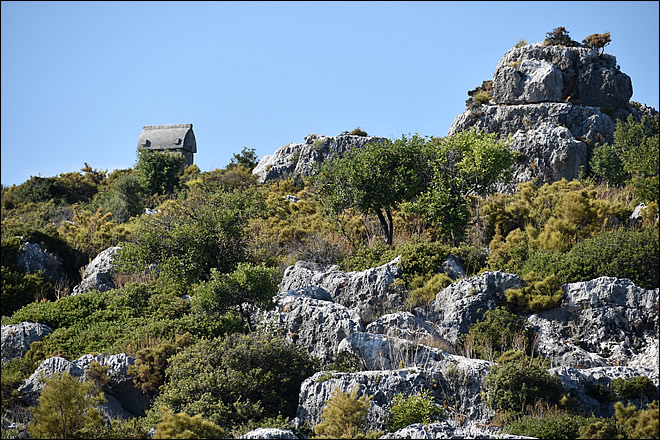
[449, 42, 650, 190]
[252, 134, 385, 183]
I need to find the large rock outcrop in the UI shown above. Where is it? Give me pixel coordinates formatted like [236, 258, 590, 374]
[72, 246, 121, 295]
[1, 322, 52, 364]
[252, 134, 385, 183]
[528, 277, 659, 369]
[279, 257, 404, 322]
[449, 42, 641, 189]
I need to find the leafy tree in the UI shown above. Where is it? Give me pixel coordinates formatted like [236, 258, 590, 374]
[583, 32, 611, 55]
[116, 188, 262, 287]
[27, 372, 106, 439]
[314, 134, 431, 245]
[406, 129, 516, 243]
[135, 148, 185, 196]
[589, 142, 629, 187]
[101, 173, 145, 222]
[228, 147, 259, 171]
[314, 386, 374, 439]
[544, 26, 578, 47]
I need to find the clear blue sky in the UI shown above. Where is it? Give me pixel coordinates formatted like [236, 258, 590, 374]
[2, 1, 658, 187]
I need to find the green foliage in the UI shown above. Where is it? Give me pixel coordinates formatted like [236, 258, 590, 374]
[386, 389, 444, 431]
[191, 262, 280, 324]
[1, 265, 52, 316]
[483, 359, 566, 412]
[314, 386, 374, 439]
[590, 142, 629, 187]
[583, 32, 611, 55]
[466, 80, 493, 109]
[27, 372, 106, 439]
[405, 273, 453, 309]
[406, 129, 516, 243]
[58, 206, 129, 258]
[152, 331, 319, 429]
[611, 376, 657, 403]
[340, 127, 369, 136]
[116, 188, 262, 287]
[154, 407, 226, 439]
[514, 39, 528, 48]
[544, 26, 578, 47]
[615, 400, 659, 439]
[314, 134, 431, 245]
[504, 413, 581, 439]
[505, 273, 564, 314]
[100, 173, 145, 223]
[577, 417, 621, 439]
[135, 148, 185, 196]
[456, 307, 535, 361]
[228, 147, 259, 171]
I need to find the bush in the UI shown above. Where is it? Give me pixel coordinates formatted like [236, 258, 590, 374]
[135, 148, 185, 196]
[405, 273, 452, 309]
[386, 389, 444, 431]
[505, 273, 564, 314]
[151, 331, 319, 429]
[544, 27, 578, 47]
[154, 407, 226, 439]
[314, 386, 376, 439]
[504, 413, 581, 439]
[456, 307, 535, 361]
[483, 359, 566, 412]
[615, 400, 659, 439]
[611, 376, 657, 403]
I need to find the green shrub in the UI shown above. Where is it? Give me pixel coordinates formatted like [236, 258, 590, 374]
[615, 400, 659, 439]
[483, 359, 566, 412]
[578, 417, 621, 439]
[135, 148, 185, 196]
[611, 376, 657, 403]
[154, 407, 226, 439]
[543, 27, 578, 47]
[405, 273, 452, 309]
[583, 32, 611, 55]
[386, 389, 444, 431]
[456, 307, 535, 361]
[1, 265, 53, 316]
[590, 143, 629, 187]
[151, 331, 319, 429]
[314, 386, 376, 439]
[504, 413, 581, 439]
[505, 273, 564, 314]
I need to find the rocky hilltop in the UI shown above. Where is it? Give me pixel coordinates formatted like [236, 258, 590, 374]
[450, 42, 656, 190]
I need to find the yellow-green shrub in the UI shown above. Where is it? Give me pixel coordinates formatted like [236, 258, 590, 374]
[314, 386, 377, 439]
[505, 273, 563, 314]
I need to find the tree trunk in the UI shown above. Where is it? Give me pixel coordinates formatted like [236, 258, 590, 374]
[375, 207, 393, 246]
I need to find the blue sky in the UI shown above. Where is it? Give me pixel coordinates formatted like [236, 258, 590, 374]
[2, 1, 658, 187]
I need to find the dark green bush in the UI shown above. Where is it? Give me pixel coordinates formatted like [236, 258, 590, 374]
[134, 148, 185, 196]
[611, 376, 658, 403]
[456, 307, 535, 361]
[386, 389, 445, 431]
[505, 273, 564, 313]
[151, 331, 320, 429]
[483, 359, 566, 412]
[543, 26, 578, 47]
[504, 413, 581, 439]
[615, 400, 659, 439]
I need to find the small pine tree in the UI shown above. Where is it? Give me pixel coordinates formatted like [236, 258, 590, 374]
[27, 372, 106, 439]
[314, 386, 373, 439]
[582, 32, 611, 55]
[154, 407, 226, 439]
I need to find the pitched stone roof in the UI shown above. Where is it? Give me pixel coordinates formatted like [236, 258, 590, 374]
[136, 124, 196, 153]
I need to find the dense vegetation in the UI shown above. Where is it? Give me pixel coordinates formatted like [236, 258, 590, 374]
[1, 109, 658, 439]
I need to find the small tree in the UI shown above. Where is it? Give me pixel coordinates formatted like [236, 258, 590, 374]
[228, 147, 259, 171]
[155, 407, 226, 439]
[135, 148, 185, 196]
[314, 386, 373, 439]
[27, 372, 106, 439]
[544, 26, 578, 47]
[583, 32, 611, 55]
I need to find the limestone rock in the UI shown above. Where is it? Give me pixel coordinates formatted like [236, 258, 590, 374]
[365, 312, 451, 352]
[72, 246, 121, 295]
[261, 291, 364, 366]
[551, 365, 659, 417]
[493, 43, 632, 109]
[18, 353, 149, 418]
[381, 422, 534, 439]
[279, 257, 404, 322]
[1, 322, 52, 364]
[528, 277, 659, 368]
[441, 255, 466, 281]
[419, 271, 524, 345]
[252, 134, 386, 183]
[239, 428, 299, 439]
[16, 242, 63, 283]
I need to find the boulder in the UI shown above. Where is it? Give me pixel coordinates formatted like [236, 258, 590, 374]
[551, 365, 659, 417]
[72, 246, 121, 295]
[239, 428, 299, 439]
[381, 422, 534, 439]
[528, 277, 659, 368]
[492, 43, 632, 109]
[418, 271, 524, 345]
[365, 312, 451, 352]
[16, 242, 63, 283]
[441, 255, 466, 281]
[279, 257, 404, 322]
[1, 322, 52, 364]
[260, 292, 364, 366]
[252, 134, 386, 183]
[18, 353, 149, 419]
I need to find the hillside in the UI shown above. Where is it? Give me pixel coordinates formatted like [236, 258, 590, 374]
[1, 30, 659, 439]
